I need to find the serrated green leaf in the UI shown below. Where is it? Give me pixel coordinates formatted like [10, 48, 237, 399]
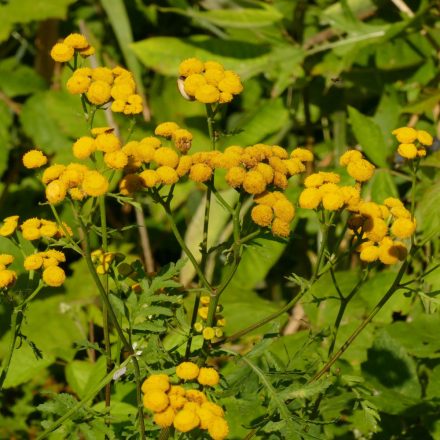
[279, 378, 332, 400]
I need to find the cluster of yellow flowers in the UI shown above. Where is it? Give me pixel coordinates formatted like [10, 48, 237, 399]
[0, 254, 16, 290]
[91, 249, 116, 274]
[50, 33, 95, 62]
[178, 58, 243, 104]
[142, 363, 228, 439]
[351, 197, 415, 264]
[40, 161, 109, 205]
[66, 66, 143, 114]
[0, 216, 71, 240]
[392, 126, 434, 159]
[193, 295, 226, 340]
[24, 250, 66, 287]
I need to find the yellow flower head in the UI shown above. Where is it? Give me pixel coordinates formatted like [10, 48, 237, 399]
[185, 389, 207, 405]
[251, 204, 273, 227]
[66, 74, 91, 95]
[291, 148, 314, 162]
[23, 150, 48, 169]
[299, 188, 321, 209]
[378, 238, 407, 265]
[339, 150, 363, 166]
[50, 43, 74, 62]
[364, 217, 388, 242]
[392, 127, 417, 144]
[139, 170, 159, 188]
[195, 84, 220, 104]
[391, 218, 416, 239]
[189, 163, 213, 183]
[82, 171, 109, 197]
[0, 254, 13, 266]
[176, 361, 199, 380]
[154, 147, 180, 169]
[63, 33, 89, 49]
[24, 254, 44, 271]
[78, 45, 95, 57]
[73, 136, 96, 159]
[153, 406, 175, 428]
[42, 266, 66, 287]
[86, 80, 111, 105]
[304, 173, 324, 188]
[417, 130, 433, 146]
[0, 270, 17, 289]
[202, 327, 216, 340]
[46, 180, 67, 204]
[397, 143, 417, 160]
[322, 192, 344, 211]
[91, 67, 114, 84]
[104, 150, 129, 170]
[173, 129, 193, 154]
[225, 166, 246, 188]
[143, 390, 169, 413]
[271, 218, 290, 238]
[243, 170, 266, 195]
[179, 58, 204, 77]
[219, 92, 233, 104]
[218, 71, 243, 95]
[45, 249, 66, 263]
[173, 409, 200, 433]
[42, 164, 66, 184]
[95, 133, 121, 153]
[156, 166, 179, 185]
[273, 200, 295, 222]
[183, 74, 207, 97]
[142, 374, 170, 393]
[198, 306, 209, 320]
[347, 159, 375, 182]
[40, 222, 58, 238]
[208, 417, 230, 440]
[197, 367, 220, 387]
[0, 218, 18, 237]
[155, 122, 180, 138]
[204, 68, 225, 86]
[176, 156, 193, 177]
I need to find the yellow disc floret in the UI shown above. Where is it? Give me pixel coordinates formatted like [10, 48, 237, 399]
[42, 266, 66, 287]
[23, 150, 48, 169]
[82, 171, 109, 196]
[176, 362, 199, 380]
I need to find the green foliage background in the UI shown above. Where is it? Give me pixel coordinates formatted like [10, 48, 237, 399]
[1, 0, 440, 439]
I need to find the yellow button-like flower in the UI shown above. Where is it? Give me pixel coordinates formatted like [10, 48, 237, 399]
[153, 406, 175, 428]
[139, 170, 159, 188]
[42, 164, 66, 184]
[391, 218, 416, 239]
[218, 71, 243, 95]
[66, 74, 91, 95]
[202, 327, 216, 340]
[50, 43, 74, 62]
[42, 266, 66, 287]
[87, 80, 111, 105]
[155, 122, 180, 138]
[189, 163, 213, 183]
[417, 130, 433, 146]
[392, 127, 417, 143]
[104, 150, 128, 170]
[273, 200, 295, 222]
[0, 220, 18, 237]
[183, 74, 207, 97]
[197, 367, 220, 387]
[142, 374, 170, 393]
[156, 166, 179, 185]
[40, 222, 58, 238]
[45, 249, 66, 263]
[339, 150, 362, 166]
[95, 133, 121, 153]
[195, 84, 220, 104]
[23, 150, 48, 169]
[299, 188, 321, 209]
[364, 217, 388, 243]
[322, 192, 344, 211]
[243, 170, 266, 195]
[91, 67, 114, 84]
[46, 180, 67, 204]
[219, 91, 233, 104]
[378, 239, 407, 265]
[271, 218, 290, 238]
[208, 416, 229, 440]
[186, 389, 207, 405]
[0, 254, 13, 265]
[24, 254, 44, 271]
[0, 270, 17, 289]
[360, 245, 380, 263]
[225, 166, 246, 188]
[176, 361, 199, 380]
[173, 409, 200, 432]
[291, 147, 314, 162]
[201, 401, 224, 417]
[119, 174, 143, 195]
[173, 129, 193, 154]
[347, 159, 375, 182]
[63, 33, 89, 49]
[73, 137, 96, 159]
[179, 58, 204, 77]
[143, 390, 169, 413]
[204, 68, 225, 86]
[78, 45, 95, 57]
[154, 147, 179, 169]
[197, 406, 216, 429]
[169, 394, 187, 410]
[82, 171, 109, 197]
[397, 143, 417, 159]
[176, 156, 193, 177]
[251, 205, 273, 227]
[198, 306, 209, 320]
[111, 83, 135, 100]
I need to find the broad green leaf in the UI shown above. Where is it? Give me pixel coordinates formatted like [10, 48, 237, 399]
[415, 181, 440, 240]
[131, 35, 304, 80]
[426, 364, 440, 399]
[65, 359, 107, 400]
[348, 106, 389, 167]
[279, 378, 332, 400]
[368, 169, 398, 202]
[160, 5, 283, 29]
[0, 0, 75, 42]
[0, 100, 12, 179]
[0, 59, 47, 97]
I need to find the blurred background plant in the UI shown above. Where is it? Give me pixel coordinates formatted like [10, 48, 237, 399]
[1, 0, 440, 439]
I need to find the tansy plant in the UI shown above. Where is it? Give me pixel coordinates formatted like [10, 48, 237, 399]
[0, 33, 438, 440]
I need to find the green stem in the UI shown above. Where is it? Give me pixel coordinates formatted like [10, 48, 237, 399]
[0, 282, 44, 390]
[206, 104, 217, 150]
[99, 196, 112, 412]
[78, 216, 146, 439]
[311, 211, 333, 284]
[311, 256, 411, 382]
